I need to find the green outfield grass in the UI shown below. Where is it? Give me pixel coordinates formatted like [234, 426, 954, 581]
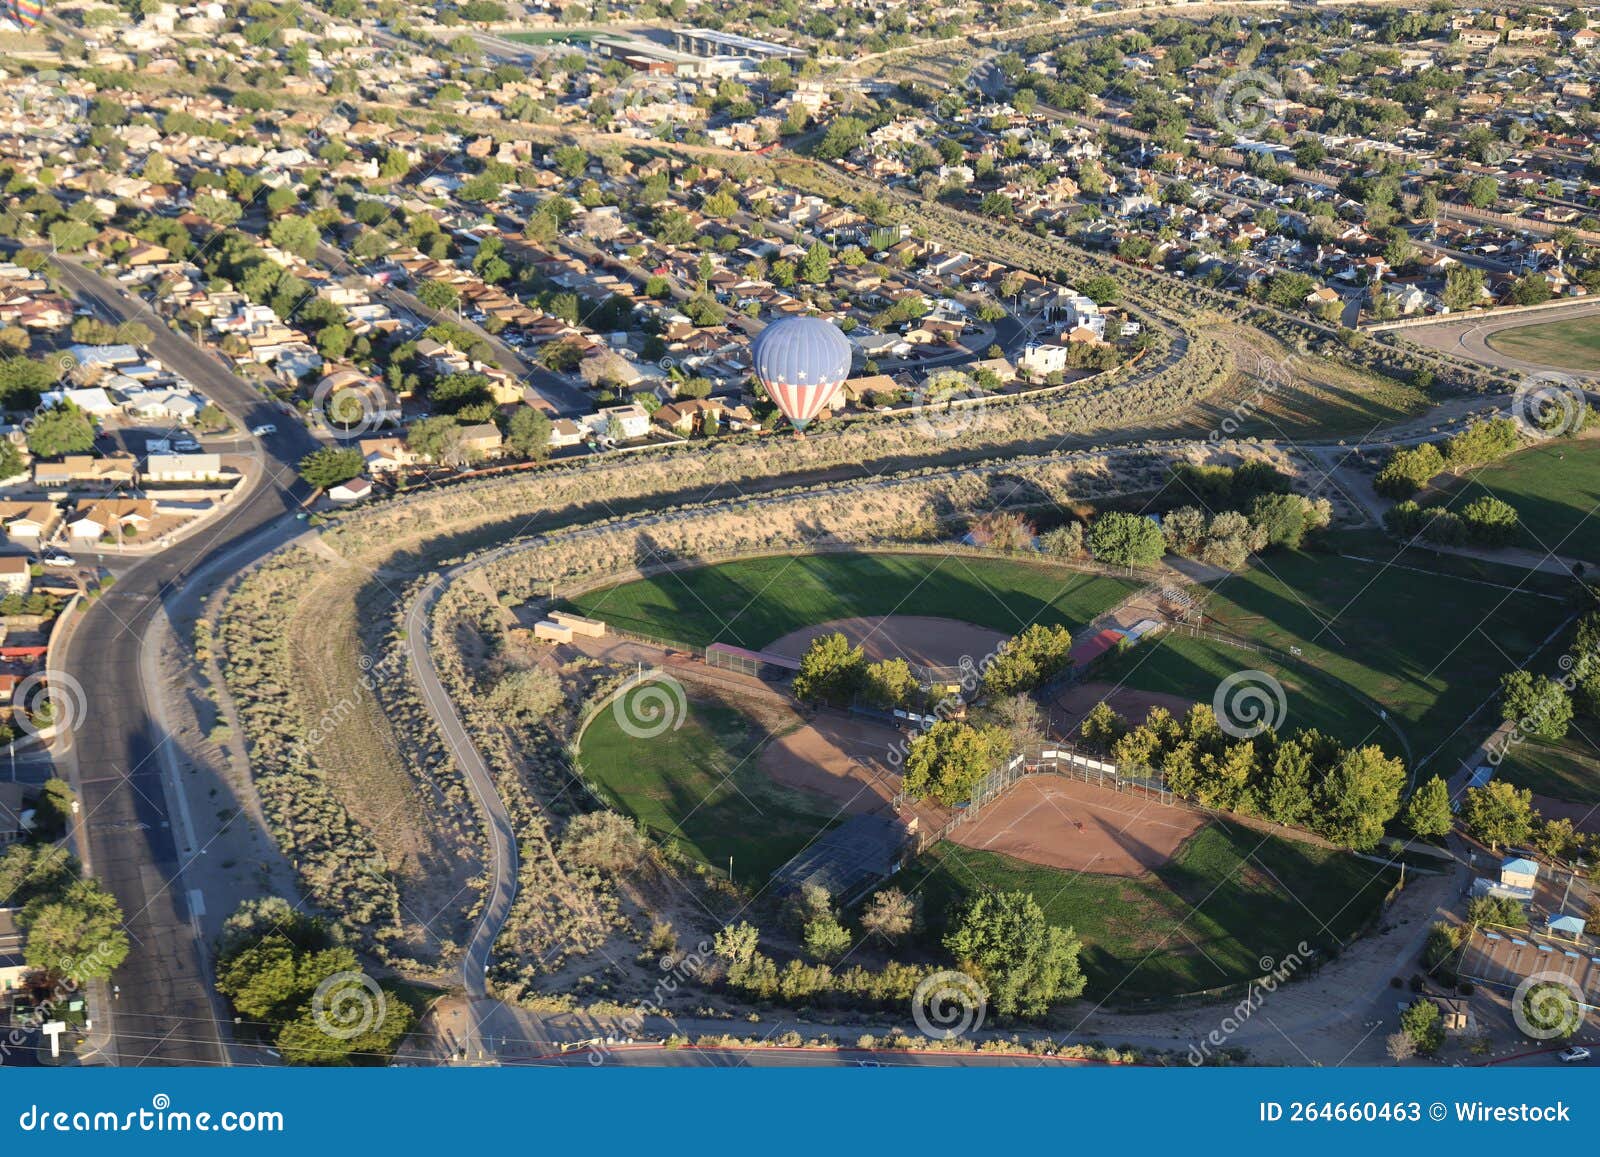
[1100, 547, 1570, 768]
[1426, 439, 1600, 563]
[1495, 739, 1600, 805]
[910, 824, 1399, 1000]
[1485, 315, 1600, 372]
[568, 552, 1140, 650]
[501, 30, 597, 44]
[577, 695, 839, 880]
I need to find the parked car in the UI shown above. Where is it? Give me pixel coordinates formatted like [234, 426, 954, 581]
[1558, 1047, 1591, 1063]
[173, 439, 202, 453]
[250, 424, 276, 436]
[41, 551, 76, 569]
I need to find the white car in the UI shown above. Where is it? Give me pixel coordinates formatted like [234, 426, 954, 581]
[250, 424, 277, 436]
[1558, 1047, 1591, 1063]
[41, 552, 76, 569]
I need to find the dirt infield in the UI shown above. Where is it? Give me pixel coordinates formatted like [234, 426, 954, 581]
[950, 775, 1209, 876]
[766, 616, 1007, 671]
[758, 711, 908, 816]
[1045, 680, 1196, 737]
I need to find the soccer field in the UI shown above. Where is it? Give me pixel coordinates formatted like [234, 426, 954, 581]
[568, 551, 1140, 650]
[1428, 439, 1600, 563]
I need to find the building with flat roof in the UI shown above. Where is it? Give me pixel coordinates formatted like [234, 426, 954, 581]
[672, 27, 804, 61]
[592, 35, 741, 78]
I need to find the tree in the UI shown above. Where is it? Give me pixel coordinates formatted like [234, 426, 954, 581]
[944, 891, 1086, 1017]
[1459, 496, 1518, 546]
[1039, 523, 1085, 559]
[505, 407, 551, 459]
[860, 888, 917, 943]
[1261, 738, 1315, 827]
[791, 633, 866, 704]
[1315, 745, 1406, 850]
[33, 778, 76, 840]
[560, 811, 649, 875]
[803, 912, 851, 962]
[1465, 175, 1499, 209]
[1460, 780, 1536, 851]
[861, 658, 917, 709]
[415, 280, 460, 312]
[1385, 1031, 1417, 1062]
[20, 878, 130, 982]
[268, 215, 320, 259]
[1399, 999, 1444, 1054]
[1442, 265, 1485, 312]
[1500, 669, 1571, 741]
[298, 447, 363, 490]
[1087, 512, 1165, 568]
[1404, 776, 1453, 838]
[901, 721, 1012, 806]
[26, 405, 97, 458]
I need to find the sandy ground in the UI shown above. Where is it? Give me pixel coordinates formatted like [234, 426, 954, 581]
[1045, 680, 1196, 738]
[949, 775, 1208, 876]
[1530, 793, 1600, 836]
[758, 711, 909, 815]
[766, 615, 1007, 670]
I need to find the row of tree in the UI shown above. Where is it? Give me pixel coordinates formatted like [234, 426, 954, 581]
[1374, 417, 1525, 499]
[1084, 701, 1408, 850]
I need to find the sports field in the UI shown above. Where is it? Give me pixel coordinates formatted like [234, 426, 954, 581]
[568, 552, 1139, 650]
[911, 824, 1399, 1000]
[1100, 547, 1571, 767]
[1485, 314, 1600, 372]
[1496, 739, 1600, 806]
[1428, 439, 1600, 562]
[578, 696, 842, 880]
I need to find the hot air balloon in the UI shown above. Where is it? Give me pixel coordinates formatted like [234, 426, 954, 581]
[750, 316, 852, 434]
[11, 0, 44, 28]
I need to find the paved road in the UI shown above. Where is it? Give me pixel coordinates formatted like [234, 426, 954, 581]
[404, 572, 518, 1051]
[49, 259, 321, 1065]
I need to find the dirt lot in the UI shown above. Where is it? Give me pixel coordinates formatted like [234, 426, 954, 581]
[949, 775, 1209, 876]
[766, 615, 1007, 670]
[1045, 680, 1196, 737]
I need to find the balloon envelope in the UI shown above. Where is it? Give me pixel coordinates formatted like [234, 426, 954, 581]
[751, 316, 852, 431]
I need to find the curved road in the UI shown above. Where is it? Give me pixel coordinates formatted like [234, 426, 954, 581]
[48, 258, 321, 1064]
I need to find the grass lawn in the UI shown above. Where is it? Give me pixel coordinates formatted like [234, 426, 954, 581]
[568, 552, 1139, 650]
[500, 30, 596, 44]
[909, 824, 1399, 1001]
[1496, 739, 1600, 805]
[1485, 315, 1600, 372]
[578, 695, 841, 881]
[1426, 439, 1600, 563]
[1102, 546, 1571, 769]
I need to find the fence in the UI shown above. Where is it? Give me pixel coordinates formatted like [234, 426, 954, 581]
[910, 742, 1176, 852]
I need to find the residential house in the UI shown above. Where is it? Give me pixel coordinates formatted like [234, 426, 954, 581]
[67, 498, 156, 541]
[0, 557, 29, 596]
[144, 453, 225, 482]
[34, 453, 139, 488]
[0, 502, 62, 541]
